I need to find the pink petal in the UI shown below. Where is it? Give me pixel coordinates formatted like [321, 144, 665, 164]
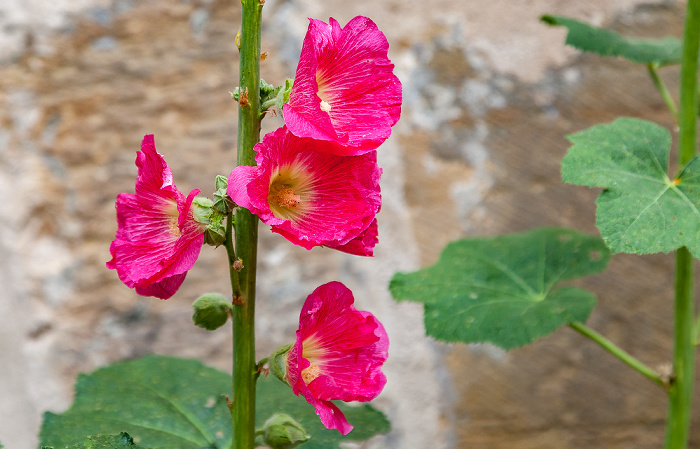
[284, 16, 402, 154]
[286, 281, 388, 433]
[107, 134, 205, 299]
[235, 126, 381, 253]
[325, 219, 378, 256]
[314, 400, 353, 435]
[135, 273, 187, 300]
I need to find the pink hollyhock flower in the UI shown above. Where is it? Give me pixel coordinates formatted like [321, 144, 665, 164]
[227, 126, 381, 255]
[107, 135, 206, 299]
[283, 16, 402, 154]
[286, 281, 389, 434]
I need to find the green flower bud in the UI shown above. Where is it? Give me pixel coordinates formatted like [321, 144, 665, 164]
[215, 174, 228, 191]
[204, 226, 226, 247]
[213, 189, 235, 214]
[192, 293, 232, 330]
[259, 414, 310, 449]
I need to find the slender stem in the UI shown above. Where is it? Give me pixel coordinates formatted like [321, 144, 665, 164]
[232, 0, 263, 448]
[569, 322, 667, 389]
[665, 1, 700, 448]
[647, 63, 678, 119]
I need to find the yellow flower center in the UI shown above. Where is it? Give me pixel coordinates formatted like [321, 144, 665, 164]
[165, 201, 181, 237]
[301, 362, 321, 385]
[268, 163, 314, 222]
[300, 334, 327, 385]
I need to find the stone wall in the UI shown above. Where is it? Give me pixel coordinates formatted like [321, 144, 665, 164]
[0, 0, 694, 448]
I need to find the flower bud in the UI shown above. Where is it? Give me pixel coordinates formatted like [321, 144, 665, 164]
[259, 414, 310, 449]
[192, 293, 232, 330]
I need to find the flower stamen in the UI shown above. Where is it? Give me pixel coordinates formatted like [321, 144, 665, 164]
[301, 361, 321, 384]
[276, 187, 302, 208]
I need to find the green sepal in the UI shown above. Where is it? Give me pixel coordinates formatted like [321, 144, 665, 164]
[541, 14, 682, 66]
[260, 78, 281, 106]
[268, 343, 293, 384]
[192, 293, 232, 331]
[258, 414, 310, 449]
[390, 227, 610, 350]
[192, 196, 227, 247]
[274, 78, 294, 118]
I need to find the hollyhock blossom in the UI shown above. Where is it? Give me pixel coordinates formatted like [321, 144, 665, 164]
[286, 281, 389, 434]
[227, 126, 381, 255]
[107, 135, 207, 299]
[283, 16, 402, 154]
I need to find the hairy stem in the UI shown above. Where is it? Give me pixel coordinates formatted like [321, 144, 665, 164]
[232, 0, 263, 448]
[569, 322, 667, 389]
[666, 1, 700, 448]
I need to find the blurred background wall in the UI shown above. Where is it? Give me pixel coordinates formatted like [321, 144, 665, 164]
[0, 0, 694, 448]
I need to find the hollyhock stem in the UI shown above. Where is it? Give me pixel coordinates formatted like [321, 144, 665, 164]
[666, 1, 700, 448]
[233, 0, 263, 448]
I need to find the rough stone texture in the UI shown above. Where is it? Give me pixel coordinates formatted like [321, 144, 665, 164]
[0, 0, 695, 449]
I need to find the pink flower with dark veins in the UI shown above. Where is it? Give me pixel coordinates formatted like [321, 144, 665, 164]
[227, 126, 381, 256]
[107, 135, 206, 299]
[283, 16, 402, 155]
[286, 281, 389, 434]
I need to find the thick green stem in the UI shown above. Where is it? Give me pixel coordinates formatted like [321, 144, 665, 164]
[569, 322, 667, 389]
[668, 248, 696, 449]
[647, 63, 678, 119]
[232, 1, 263, 449]
[665, 1, 700, 448]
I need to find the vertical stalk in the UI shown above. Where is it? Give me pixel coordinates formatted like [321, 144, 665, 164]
[233, 0, 263, 448]
[666, 1, 700, 448]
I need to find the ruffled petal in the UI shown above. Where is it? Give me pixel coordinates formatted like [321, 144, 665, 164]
[107, 134, 206, 299]
[286, 281, 388, 433]
[234, 126, 381, 254]
[284, 16, 402, 154]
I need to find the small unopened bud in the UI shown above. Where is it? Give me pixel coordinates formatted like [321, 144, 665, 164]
[215, 175, 228, 191]
[259, 414, 309, 449]
[192, 293, 232, 331]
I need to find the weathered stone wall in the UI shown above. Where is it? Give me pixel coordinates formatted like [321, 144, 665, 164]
[0, 0, 694, 448]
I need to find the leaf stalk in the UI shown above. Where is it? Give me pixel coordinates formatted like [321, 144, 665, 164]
[569, 322, 668, 389]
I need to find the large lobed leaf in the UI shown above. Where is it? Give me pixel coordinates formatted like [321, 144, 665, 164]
[562, 117, 700, 257]
[40, 355, 389, 449]
[42, 432, 148, 449]
[390, 228, 610, 350]
[541, 14, 682, 66]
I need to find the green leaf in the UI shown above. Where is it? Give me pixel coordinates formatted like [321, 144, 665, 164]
[541, 14, 682, 66]
[562, 117, 700, 257]
[40, 356, 389, 449]
[62, 432, 148, 448]
[40, 356, 232, 449]
[389, 227, 610, 350]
